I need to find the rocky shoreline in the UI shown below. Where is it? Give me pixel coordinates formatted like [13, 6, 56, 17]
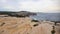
[0, 17, 60, 34]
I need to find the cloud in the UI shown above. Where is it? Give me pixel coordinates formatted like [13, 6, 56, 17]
[17, 0, 59, 12]
[0, 0, 7, 3]
[0, 0, 59, 13]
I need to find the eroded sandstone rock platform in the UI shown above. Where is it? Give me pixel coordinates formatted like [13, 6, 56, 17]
[0, 17, 60, 34]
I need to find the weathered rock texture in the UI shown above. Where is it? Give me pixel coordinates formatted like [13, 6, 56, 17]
[0, 17, 60, 34]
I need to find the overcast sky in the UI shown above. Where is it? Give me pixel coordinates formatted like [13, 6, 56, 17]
[0, 0, 60, 13]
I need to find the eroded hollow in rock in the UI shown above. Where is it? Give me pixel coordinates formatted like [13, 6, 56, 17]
[31, 19, 39, 22]
[33, 24, 39, 27]
[0, 22, 5, 26]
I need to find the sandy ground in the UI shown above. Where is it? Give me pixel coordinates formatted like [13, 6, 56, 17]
[0, 17, 60, 34]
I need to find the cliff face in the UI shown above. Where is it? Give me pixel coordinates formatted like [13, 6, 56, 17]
[0, 17, 60, 34]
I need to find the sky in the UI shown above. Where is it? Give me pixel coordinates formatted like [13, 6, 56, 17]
[0, 0, 60, 13]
